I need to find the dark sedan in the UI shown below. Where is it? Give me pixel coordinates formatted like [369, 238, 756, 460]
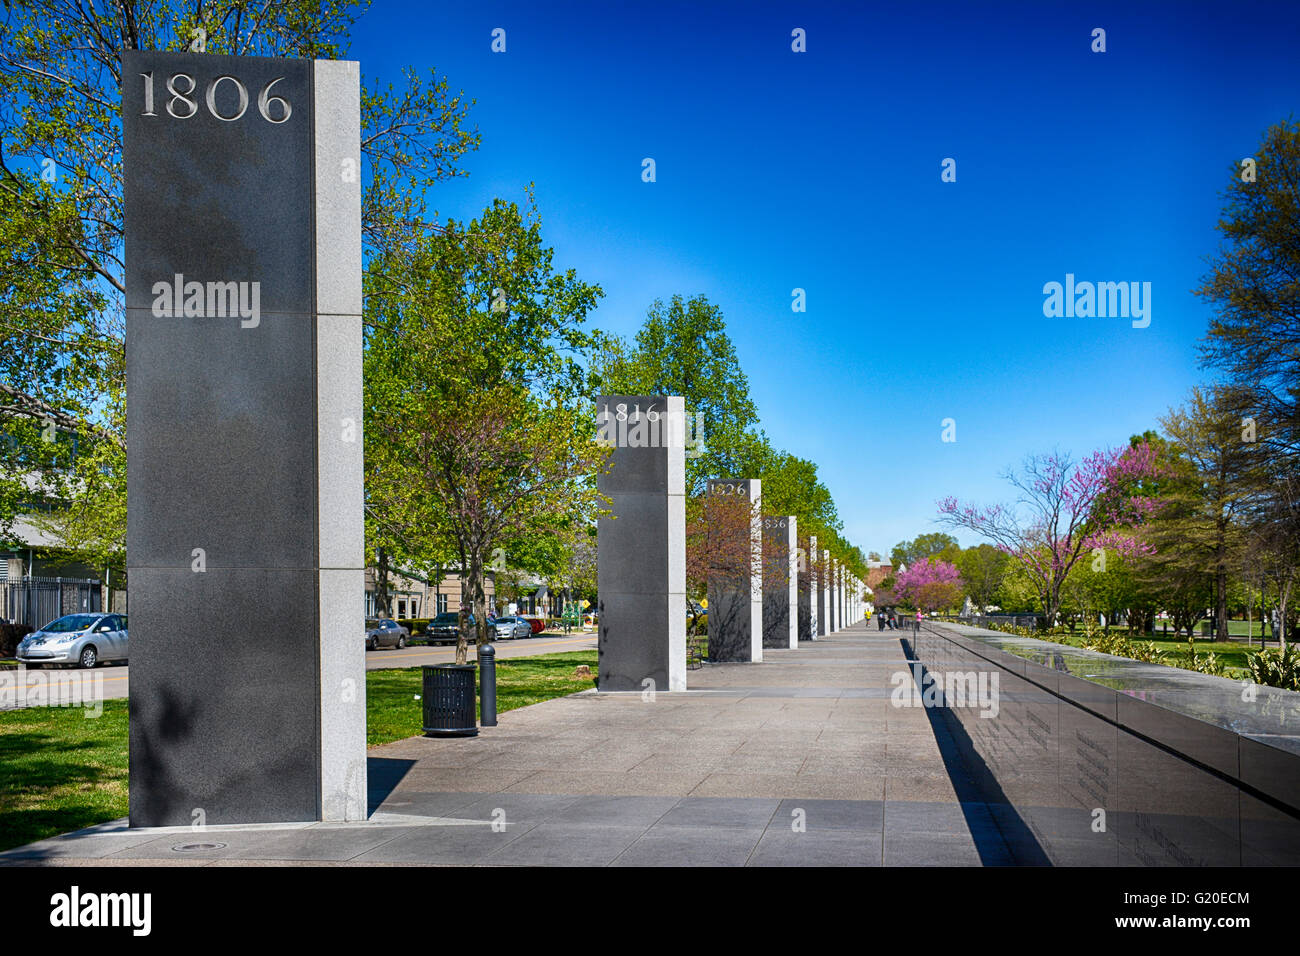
[425, 612, 463, 644]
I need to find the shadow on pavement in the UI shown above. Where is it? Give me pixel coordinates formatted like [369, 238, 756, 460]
[900, 636, 1051, 866]
[367, 757, 417, 815]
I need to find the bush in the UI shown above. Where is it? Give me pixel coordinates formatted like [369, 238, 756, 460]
[1178, 635, 1229, 677]
[0, 623, 34, 658]
[396, 618, 431, 635]
[1245, 644, 1300, 692]
[1083, 632, 1168, 664]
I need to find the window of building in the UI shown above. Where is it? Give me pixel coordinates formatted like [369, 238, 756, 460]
[436, 593, 448, 614]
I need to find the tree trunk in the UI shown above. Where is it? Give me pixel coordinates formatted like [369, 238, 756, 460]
[1280, 570, 1294, 652]
[1214, 557, 1227, 644]
[456, 566, 471, 666]
[470, 551, 489, 661]
[376, 547, 392, 618]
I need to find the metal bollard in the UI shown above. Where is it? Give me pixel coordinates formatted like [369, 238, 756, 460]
[479, 642, 497, 727]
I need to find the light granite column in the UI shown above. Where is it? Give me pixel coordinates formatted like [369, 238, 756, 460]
[315, 59, 367, 821]
[762, 516, 798, 650]
[595, 395, 687, 692]
[707, 478, 762, 662]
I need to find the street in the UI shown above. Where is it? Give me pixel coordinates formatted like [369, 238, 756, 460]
[0, 632, 596, 710]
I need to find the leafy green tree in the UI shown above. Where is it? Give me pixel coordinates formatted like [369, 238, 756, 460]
[1197, 120, 1300, 644]
[594, 294, 759, 495]
[891, 533, 959, 571]
[745, 442, 842, 565]
[955, 544, 1010, 614]
[0, 0, 478, 569]
[1158, 387, 1261, 640]
[592, 291, 870, 582]
[364, 197, 607, 664]
[1198, 120, 1300, 461]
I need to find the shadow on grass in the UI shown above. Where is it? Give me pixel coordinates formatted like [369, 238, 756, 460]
[0, 730, 127, 853]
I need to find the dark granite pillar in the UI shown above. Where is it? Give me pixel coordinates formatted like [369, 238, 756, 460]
[595, 395, 687, 692]
[762, 516, 798, 650]
[707, 479, 762, 662]
[124, 52, 365, 825]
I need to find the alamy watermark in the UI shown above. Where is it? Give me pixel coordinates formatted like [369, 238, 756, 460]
[49, 886, 151, 936]
[596, 401, 704, 458]
[890, 662, 999, 718]
[151, 272, 261, 328]
[0, 665, 104, 717]
[1042, 273, 1150, 328]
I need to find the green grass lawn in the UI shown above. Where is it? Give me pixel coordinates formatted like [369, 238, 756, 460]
[0, 650, 596, 854]
[0, 698, 130, 854]
[366, 650, 596, 746]
[1043, 631, 1258, 676]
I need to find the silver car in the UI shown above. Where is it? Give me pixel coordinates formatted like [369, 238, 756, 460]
[491, 616, 532, 640]
[365, 618, 409, 651]
[17, 613, 128, 668]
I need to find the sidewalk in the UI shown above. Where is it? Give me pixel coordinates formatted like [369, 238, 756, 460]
[1, 622, 1016, 866]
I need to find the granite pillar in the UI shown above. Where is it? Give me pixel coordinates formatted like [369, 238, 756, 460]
[707, 479, 762, 662]
[124, 51, 366, 825]
[798, 534, 816, 641]
[830, 560, 839, 632]
[762, 516, 798, 650]
[595, 395, 687, 692]
[837, 565, 845, 629]
[818, 550, 830, 636]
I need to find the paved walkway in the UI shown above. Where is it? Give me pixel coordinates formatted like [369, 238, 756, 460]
[1, 622, 1017, 866]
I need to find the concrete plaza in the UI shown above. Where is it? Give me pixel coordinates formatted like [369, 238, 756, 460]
[1, 622, 1020, 866]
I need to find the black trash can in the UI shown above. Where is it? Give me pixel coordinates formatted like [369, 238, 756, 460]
[422, 663, 478, 737]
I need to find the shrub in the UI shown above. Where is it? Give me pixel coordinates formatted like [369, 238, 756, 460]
[1245, 645, 1300, 692]
[0, 623, 34, 658]
[1179, 635, 1229, 677]
[1084, 632, 1168, 664]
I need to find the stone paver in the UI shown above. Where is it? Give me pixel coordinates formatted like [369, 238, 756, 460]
[1, 623, 1023, 866]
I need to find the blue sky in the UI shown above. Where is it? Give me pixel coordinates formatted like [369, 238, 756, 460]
[352, 1, 1300, 557]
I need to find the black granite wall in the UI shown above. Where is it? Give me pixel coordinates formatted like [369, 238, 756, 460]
[911, 623, 1300, 866]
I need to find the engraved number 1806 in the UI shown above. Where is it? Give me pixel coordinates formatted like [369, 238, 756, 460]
[140, 72, 291, 123]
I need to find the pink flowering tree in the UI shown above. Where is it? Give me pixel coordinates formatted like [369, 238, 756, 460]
[937, 444, 1160, 629]
[896, 558, 965, 613]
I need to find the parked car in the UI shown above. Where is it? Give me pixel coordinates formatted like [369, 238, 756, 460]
[364, 618, 408, 651]
[16, 613, 128, 668]
[523, 616, 546, 635]
[425, 612, 457, 643]
[491, 616, 533, 640]
[426, 611, 478, 644]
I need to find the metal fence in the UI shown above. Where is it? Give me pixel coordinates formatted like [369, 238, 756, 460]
[1, 577, 102, 629]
